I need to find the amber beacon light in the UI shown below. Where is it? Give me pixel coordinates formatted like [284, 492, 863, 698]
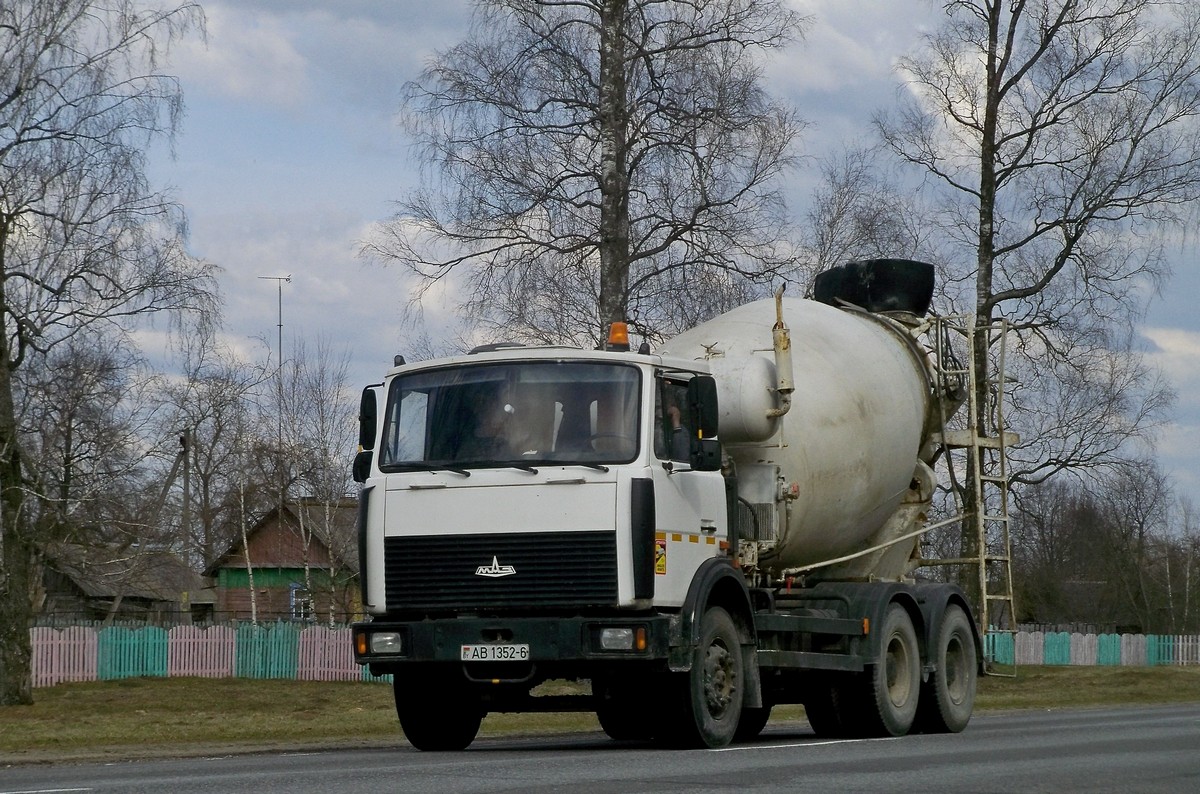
[606, 321, 630, 351]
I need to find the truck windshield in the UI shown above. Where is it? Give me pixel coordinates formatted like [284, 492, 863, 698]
[378, 361, 641, 470]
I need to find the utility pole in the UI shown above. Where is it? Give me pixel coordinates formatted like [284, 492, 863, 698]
[258, 275, 291, 508]
[180, 427, 190, 562]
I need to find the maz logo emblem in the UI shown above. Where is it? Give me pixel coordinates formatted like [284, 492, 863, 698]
[475, 556, 517, 578]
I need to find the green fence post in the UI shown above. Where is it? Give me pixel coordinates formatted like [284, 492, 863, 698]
[235, 624, 266, 679]
[1098, 634, 1121, 665]
[144, 627, 168, 677]
[97, 627, 119, 680]
[985, 630, 1014, 665]
[1045, 632, 1070, 665]
[268, 622, 300, 679]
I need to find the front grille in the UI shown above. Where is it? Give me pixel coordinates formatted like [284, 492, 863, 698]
[384, 531, 617, 610]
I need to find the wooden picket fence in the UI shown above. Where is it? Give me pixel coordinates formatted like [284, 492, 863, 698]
[987, 631, 1200, 666]
[31, 625, 1200, 688]
[31, 623, 389, 688]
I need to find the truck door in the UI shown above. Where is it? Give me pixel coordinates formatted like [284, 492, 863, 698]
[650, 374, 728, 606]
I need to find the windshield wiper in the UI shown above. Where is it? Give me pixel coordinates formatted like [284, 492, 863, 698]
[463, 459, 540, 474]
[387, 462, 471, 477]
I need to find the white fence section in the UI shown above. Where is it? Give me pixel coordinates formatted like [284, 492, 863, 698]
[31, 626, 98, 687]
[167, 625, 236, 678]
[297, 625, 361, 681]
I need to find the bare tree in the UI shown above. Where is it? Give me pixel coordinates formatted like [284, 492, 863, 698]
[1096, 459, 1173, 631]
[16, 334, 176, 625]
[875, 1, 1200, 578]
[163, 337, 270, 569]
[800, 145, 941, 271]
[1172, 497, 1199, 632]
[276, 336, 356, 624]
[1010, 461, 1191, 632]
[365, 0, 806, 345]
[1010, 478, 1099, 625]
[279, 336, 355, 504]
[0, 0, 212, 705]
[17, 335, 171, 551]
[1003, 326, 1174, 487]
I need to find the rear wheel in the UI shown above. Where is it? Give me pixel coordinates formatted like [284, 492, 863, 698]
[393, 669, 483, 751]
[803, 677, 855, 737]
[916, 604, 977, 733]
[803, 686, 840, 737]
[857, 603, 921, 737]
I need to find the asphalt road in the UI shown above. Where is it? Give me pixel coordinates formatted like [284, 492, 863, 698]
[3, 704, 1198, 793]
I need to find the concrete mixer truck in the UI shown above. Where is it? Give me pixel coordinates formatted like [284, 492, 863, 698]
[350, 258, 982, 751]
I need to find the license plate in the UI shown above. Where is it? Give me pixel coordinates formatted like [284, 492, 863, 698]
[461, 643, 530, 662]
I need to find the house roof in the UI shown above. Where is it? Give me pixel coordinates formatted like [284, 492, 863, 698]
[45, 543, 216, 605]
[205, 496, 359, 576]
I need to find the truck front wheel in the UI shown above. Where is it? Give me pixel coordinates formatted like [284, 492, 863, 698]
[666, 606, 744, 748]
[393, 669, 483, 751]
[593, 677, 656, 741]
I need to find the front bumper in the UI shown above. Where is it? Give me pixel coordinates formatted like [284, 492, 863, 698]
[352, 614, 676, 675]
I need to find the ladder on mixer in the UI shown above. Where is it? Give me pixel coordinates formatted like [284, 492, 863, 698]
[921, 314, 1018, 674]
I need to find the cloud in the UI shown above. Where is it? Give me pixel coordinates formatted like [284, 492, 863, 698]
[172, 4, 310, 109]
[1142, 327, 1200, 407]
[180, 205, 465, 389]
[1154, 418, 1200, 501]
[770, 1, 938, 92]
[1138, 326, 1200, 504]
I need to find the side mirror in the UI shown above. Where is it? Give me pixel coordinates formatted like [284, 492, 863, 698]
[352, 449, 373, 483]
[358, 386, 379, 450]
[686, 376, 721, 471]
[686, 376, 719, 438]
[690, 439, 721, 472]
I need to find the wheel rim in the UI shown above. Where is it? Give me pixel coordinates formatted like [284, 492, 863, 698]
[703, 639, 737, 717]
[885, 631, 914, 708]
[944, 633, 967, 704]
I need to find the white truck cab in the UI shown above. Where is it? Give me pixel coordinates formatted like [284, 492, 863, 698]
[357, 346, 728, 616]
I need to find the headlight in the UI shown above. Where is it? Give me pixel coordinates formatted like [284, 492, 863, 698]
[369, 631, 404, 654]
[599, 627, 635, 650]
[590, 625, 649, 653]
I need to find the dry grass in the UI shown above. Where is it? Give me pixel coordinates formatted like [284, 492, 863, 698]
[4, 666, 1198, 764]
[975, 664, 1200, 710]
[1, 678, 400, 763]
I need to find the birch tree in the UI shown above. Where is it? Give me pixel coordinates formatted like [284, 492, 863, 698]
[876, 0, 1200, 583]
[277, 336, 355, 624]
[0, 0, 211, 705]
[366, 0, 806, 345]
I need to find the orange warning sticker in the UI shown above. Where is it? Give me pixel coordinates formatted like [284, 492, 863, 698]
[654, 539, 667, 575]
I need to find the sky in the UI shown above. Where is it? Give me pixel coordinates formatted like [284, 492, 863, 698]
[143, 0, 1200, 506]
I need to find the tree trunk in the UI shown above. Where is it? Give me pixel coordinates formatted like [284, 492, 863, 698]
[300, 504, 313, 622]
[0, 253, 34, 704]
[239, 482, 257, 624]
[597, 0, 631, 339]
[960, 2, 1004, 616]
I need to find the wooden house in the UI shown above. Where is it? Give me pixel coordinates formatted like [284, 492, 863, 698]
[40, 543, 216, 624]
[206, 497, 360, 623]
